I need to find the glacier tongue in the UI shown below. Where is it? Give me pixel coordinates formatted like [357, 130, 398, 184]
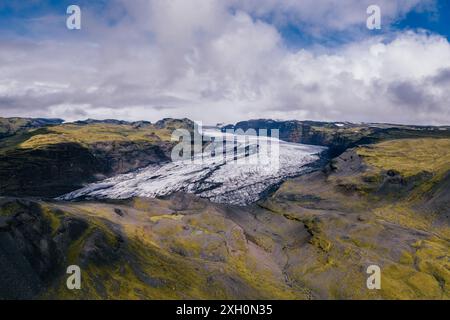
[59, 129, 327, 205]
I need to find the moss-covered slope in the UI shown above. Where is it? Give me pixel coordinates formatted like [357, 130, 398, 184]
[262, 137, 450, 299]
[0, 118, 449, 300]
[0, 119, 194, 197]
[0, 195, 309, 300]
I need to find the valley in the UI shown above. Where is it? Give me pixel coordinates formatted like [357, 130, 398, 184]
[0, 117, 449, 300]
[59, 129, 326, 205]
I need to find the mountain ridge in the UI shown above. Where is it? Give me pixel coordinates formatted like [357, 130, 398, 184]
[0, 116, 449, 299]
[222, 119, 450, 157]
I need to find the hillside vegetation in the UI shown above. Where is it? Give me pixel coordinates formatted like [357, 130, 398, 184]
[0, 117, 63, 139]
[262, 137, 450, 299]
[0, 118, 194, 197]
[1, 136, 448, 299]
[0, 117, 448, 299]
[0, 195, 309, 299]
[357, 138, 450, 178]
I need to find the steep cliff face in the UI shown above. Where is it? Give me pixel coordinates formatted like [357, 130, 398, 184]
[223, 119, 450, 158]
[0, 118, 194, 198]
[0, 143, 106, 197]
[1, 137, 448, 300]
[223, 119, 373, 156]
[0, 141, 173, 197]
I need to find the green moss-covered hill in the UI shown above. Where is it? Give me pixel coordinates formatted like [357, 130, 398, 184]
[262, 137, 450, 299]
[0, 137, 448, 299]
[0, 117, 64, 139]
[0, 195, 311, 299]
[0, 117, 449, 300]
[0, 118, 194, 197]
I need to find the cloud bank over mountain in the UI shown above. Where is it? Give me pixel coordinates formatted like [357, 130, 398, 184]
[0, 0, 449, 125]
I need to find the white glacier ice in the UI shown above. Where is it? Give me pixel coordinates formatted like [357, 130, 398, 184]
[59, 129, 327, 205]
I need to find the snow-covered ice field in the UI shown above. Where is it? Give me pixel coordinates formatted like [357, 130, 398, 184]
[59, 129, 327, 205]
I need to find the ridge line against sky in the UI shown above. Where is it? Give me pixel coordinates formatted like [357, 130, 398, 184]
[0, 0, 449, 125]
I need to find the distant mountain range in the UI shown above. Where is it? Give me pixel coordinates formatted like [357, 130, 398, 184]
[222, 119, 450, 157]
[0, 117, 64, 139]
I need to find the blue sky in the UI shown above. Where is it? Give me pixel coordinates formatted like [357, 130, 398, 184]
[0, 0, 449, 125]
[278, 0, 450, 49]
[396, 0, 450, 38]
[1, 0, 449, 47]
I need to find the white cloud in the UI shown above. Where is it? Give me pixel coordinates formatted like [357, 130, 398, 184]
[229, 0, 434, 32]
[0, 0, 449, 125]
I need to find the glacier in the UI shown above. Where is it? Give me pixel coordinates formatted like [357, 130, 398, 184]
[59, 129, 327, 205]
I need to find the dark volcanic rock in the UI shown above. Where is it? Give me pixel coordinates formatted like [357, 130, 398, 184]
[114, 208, 125, 216]
[0, 118, 180, 197]
[223, 119, 450, 158]
[80, 230, 121, 267]
[0, 143, 106, 197]
[0, 198, 123, 299]
[223, 119, 371, 158]
[89, 140, 172, 175]
[154, 118, 195, 130]
[422, 170, 450, 223]
[327, 149, 367, 175]
[0, 200, 59, 299]
[0, 138, 173, 198]
[53, 217, 89, 253]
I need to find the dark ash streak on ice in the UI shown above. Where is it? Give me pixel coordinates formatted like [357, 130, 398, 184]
[59, 129, 327, 205]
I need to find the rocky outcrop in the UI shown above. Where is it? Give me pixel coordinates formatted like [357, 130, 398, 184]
[0, 198, 124, 299]
[89, 140, 172, 175]
[0, 141, 173, 197]
[154, 118, 195, 130]
[421, 170, 450, 224]
[259, 140, 450, 299]
[223, 119, 370, 157]
[0, 143, 107, 197]
[0, 199, 78, 298]
[0, 195, 312, 300]
[1, 119, 448, 300]
[0, 118, 195, 198]
[1, 158, 449, 300]
[223, 119, 450, 158]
